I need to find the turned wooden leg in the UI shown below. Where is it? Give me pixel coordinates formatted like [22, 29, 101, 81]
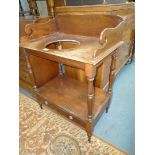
[24, 49, 42, 109]
[85, 64, 96, 142]
[33, 85, 43, 109]
[87, 126, 92, 143]
[87, 77, 94, 119]
[106, 50, 117, 113]
[86, 77, 95, 142]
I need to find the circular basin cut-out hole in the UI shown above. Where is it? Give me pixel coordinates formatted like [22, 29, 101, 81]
[45, 40, 80, 50]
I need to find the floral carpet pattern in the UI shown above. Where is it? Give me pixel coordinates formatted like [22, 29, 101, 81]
[19, 93, 127, 155]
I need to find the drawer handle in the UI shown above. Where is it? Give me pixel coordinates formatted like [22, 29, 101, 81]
[45, 100, 48, 105]
[69, 115, 73, 120]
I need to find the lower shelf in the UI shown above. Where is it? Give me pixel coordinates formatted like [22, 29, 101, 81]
[38, 75, 110, 125]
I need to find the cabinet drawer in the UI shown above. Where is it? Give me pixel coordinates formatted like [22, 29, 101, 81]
[19, 70, 32, 85]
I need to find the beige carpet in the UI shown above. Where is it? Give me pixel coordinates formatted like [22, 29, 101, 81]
[19, 93, 127, 155]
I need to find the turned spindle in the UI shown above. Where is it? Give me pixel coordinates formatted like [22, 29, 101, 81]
[85, 64, 96, 142]
[23, 48, 42, 109]
[106, 49, 117, 113]
[27, 0, 39, 16]
[46, 0, 55, 17]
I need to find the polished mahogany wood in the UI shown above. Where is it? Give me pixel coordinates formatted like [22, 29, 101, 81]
[20, 13, 125, 142]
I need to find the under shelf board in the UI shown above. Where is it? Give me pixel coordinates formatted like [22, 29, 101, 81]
[38, 75, 110, 121]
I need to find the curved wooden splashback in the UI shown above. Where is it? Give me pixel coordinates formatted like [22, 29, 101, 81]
[55, 14, 123, 37]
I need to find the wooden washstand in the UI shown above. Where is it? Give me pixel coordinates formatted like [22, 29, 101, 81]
[20, 14, 126, 142]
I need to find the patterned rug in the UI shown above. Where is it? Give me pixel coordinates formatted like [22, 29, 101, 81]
[19, 93, 127, 155]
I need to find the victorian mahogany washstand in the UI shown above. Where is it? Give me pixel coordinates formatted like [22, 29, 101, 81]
[20, 14, 126, 142]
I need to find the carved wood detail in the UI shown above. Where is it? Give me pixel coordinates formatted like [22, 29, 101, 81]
[20, 17, 57, 43]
